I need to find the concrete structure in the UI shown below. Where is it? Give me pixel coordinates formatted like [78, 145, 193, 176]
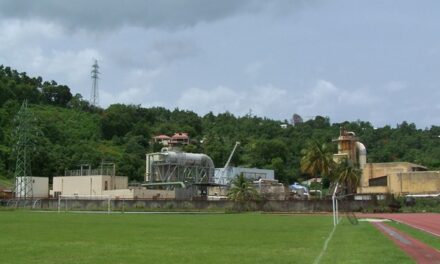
[255, 179, 286, 200]
[51, 175, 181, 200]
[103, 187, 175, 199]
[208, 178, 285, 201]
[38, 199, 377, 213]
[49, 162, 201, 199]
[358, 162, 440, 195]
[333, 128, 366, 169]
[333, 129, 440, 196]
[52, 175, 128, 197]
[214, 167, 275, 185]
[15, 177, 49, 198]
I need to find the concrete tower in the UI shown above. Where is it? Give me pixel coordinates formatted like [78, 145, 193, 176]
[333, 128, 366, 169]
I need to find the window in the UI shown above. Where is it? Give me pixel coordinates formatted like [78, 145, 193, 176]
[369, 176, 387, 187]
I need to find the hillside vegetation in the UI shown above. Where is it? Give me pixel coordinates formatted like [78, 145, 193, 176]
[0, 65, 439, 183]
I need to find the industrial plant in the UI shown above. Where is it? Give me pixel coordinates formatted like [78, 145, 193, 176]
[7, 131, 289, 204]
[5, 126, 440, 210]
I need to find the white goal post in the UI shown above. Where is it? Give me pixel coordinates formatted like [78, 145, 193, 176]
[57, 195, 112, 213]
[332, 183, 339, 227]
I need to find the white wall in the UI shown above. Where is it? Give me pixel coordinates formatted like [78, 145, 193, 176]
[52, 175, 128, 196]
[15, 177, 49, 198]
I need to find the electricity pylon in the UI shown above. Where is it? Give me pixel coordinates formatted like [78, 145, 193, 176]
[14, 100, 38, 198]
[90, 59, 100, 107]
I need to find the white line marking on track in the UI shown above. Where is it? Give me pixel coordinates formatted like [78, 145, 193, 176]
[392, 219, 440, 238]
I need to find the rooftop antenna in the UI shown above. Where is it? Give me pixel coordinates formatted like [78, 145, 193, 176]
[90, 59, 100, 107]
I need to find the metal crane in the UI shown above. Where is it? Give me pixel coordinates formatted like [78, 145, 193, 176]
[216, 141, 240, 185]
[223, 141, 240, 170]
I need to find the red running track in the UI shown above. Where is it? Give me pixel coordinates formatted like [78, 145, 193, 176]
[358, 213, 440, 237]
[372, 222, 440, 263]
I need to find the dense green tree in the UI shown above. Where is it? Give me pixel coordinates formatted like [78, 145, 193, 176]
[1, 64, 439, 187]
[300, 140, 334, 180]
[332, 158, 362, 194]
[244, 138, 288, 168]
[202, 133, 230, 167]
[101, 104, 139, 139]
[68, 93, 90, 110]
[41, 82, 72, 106]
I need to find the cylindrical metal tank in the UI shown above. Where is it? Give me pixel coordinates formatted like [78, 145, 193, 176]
[162, 151, 214, 168]
[145, 150, 215, 183]
[356, 142, 367, 169]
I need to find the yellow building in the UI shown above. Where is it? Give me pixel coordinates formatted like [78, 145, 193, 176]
[358, 162, 440, 195]
[333, 129, 440, 196]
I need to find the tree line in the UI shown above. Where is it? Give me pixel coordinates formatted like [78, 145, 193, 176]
[0, 65, 439, 184]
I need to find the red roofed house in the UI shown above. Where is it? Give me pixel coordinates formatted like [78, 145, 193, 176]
[170, 132, 190, 146]
[153, 134, 171, 146]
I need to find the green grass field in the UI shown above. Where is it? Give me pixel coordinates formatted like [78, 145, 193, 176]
[0, 212, 412, 264]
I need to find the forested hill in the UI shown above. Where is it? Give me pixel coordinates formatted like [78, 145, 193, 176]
[0, 65, 439, 183]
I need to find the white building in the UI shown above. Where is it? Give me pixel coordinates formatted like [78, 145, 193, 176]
[52, 175, 128, 197]
[15, 176, 49, 198]
[214, 167, 274, 185]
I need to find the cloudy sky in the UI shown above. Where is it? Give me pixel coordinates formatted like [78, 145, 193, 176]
[0, 0, 439, 128]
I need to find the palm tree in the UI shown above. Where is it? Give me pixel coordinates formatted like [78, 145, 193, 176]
[333, 158, 361, 194]
[300, 140, 335, 181]
[228, 173, 259, 203]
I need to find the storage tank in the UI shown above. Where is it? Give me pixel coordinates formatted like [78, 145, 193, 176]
[162, 151, 214, 168]
[145, 150, 215, 184]
[356, 142, 367, 169]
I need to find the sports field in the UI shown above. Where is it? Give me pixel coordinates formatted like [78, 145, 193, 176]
[0, 211, 413, 264]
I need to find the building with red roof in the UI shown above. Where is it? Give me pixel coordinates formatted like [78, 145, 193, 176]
[153, 134, 171, 146]
[170, 132, 189, 146]
[152, 133, 189, 147]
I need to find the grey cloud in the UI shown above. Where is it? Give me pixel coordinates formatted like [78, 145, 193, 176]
[106, 37, 199, 69]
[0, 0, 267, 31]
[0, 0, 313, 31]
